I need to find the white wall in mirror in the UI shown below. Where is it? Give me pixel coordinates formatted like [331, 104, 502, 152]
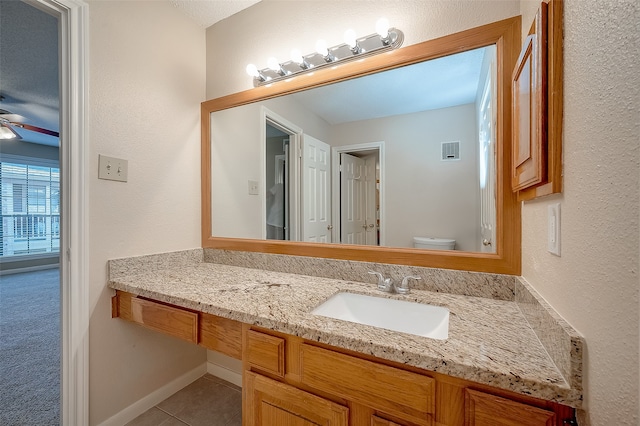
[211, 95, 332, 239]
[329, 104, 478, 250]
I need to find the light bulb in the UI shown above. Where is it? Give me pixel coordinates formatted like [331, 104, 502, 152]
[315, 39, 328, 57]
[245, 63, 259, 77]
[0, 124, 17, 139]
[376, 17, 390, 38]
[267, 57, 281, 72]
[290, 49, 304, 64]
[344, 29, 357, 48]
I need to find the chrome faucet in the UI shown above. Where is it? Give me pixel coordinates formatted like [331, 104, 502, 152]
[368, 271, 422, 294]
[396, 275, 421, 294]
[368, 271, 393, 292]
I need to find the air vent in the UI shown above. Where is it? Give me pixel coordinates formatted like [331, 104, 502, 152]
[441, 141, 460, 160]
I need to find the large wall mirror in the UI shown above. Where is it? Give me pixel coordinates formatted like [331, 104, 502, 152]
[202, 17, 522, 274]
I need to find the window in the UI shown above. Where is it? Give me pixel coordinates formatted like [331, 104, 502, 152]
[0, 157, 60, 257]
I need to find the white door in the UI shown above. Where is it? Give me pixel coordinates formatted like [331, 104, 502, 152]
[479, 72, 496, 253]
[302, 135, 332, 242]
[340, 153, 366, 244]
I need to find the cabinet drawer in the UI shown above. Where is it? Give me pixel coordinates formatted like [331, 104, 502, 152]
[300, 344, 434, 426]
[117, 292, 198, 343]
[245, 329, 285, 378]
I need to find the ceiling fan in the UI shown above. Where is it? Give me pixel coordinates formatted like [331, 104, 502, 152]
[0, 109, 59, 139]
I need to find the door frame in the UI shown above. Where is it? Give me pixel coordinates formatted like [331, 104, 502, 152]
[28, 0, 89, 424]
[261, 107, 302, 240]
[331, 142, 385, 245]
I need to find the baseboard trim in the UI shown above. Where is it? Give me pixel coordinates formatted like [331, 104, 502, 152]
[97, 363, 207, 426]
[207, 361, 243, 388]
[0, 263, 60, 276]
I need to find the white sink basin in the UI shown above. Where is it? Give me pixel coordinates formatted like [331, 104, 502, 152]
[311, 292, 449, 340]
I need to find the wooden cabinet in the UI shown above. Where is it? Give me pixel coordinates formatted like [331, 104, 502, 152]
[113, 290, 199, 343]
[112, 290, 242, 358]
[300, 344, 434, 426]
[512, 1, 548, 192]
[512, 0, 563, 200]
[243, 326, 575, 426]
[371, 416, 405, 426]
[199, 312, 242, 359]
[111, 293, 576, 426]
[465, 389, 556, 426]
[245, 329, 286, 378]
[244, 371, 348, 426]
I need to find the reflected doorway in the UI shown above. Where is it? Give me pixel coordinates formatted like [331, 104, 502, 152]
[265, 121, 293, 241]
[332, 142, 384, 246]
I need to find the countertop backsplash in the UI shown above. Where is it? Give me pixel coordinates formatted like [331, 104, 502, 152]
[204, 248, 516, 301]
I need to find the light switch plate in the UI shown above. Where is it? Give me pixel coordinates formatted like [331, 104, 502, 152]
[98, 154, 128, 182]
[547, 203, 561, 256]
[248, 180, 259, 195]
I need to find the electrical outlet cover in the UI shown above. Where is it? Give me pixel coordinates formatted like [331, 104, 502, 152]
[547, 203, 561, 256]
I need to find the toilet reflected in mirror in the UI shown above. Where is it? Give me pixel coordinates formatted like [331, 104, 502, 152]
[413, 237, 456, 251]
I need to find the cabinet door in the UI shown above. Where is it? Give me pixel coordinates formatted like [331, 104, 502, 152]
[244, 371, 348, 426]
[300, 344, 434, 425]
[371, 414, 405, 426]
[262, 403, 317, 426]
[511, 1, 548, 192]
[465, 389, 555, 426]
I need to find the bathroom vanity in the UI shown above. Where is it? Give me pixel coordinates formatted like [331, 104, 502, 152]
[108, 249, 582, 426]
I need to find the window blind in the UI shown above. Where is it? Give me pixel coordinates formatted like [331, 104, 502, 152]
[0, 158, 60, 257]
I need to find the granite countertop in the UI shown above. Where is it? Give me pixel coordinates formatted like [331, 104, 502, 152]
[108, 261, 581, 407]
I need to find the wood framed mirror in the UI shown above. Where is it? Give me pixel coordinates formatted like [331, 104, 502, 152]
[201, 16, 522, 275]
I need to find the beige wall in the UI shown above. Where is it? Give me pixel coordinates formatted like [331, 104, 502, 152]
[518, 0, 639, 425]
[207, 0, 639, 424]
[87, 1, 206, 424]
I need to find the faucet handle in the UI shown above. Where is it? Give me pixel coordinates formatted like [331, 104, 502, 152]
[368, 270, 391, 291]
[397, 275, 422, 294]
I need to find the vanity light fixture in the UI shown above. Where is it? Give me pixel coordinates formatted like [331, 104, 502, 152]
[246, 18, 404, 87]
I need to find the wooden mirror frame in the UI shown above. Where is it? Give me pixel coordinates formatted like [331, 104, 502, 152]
[201, 16, 522, 275]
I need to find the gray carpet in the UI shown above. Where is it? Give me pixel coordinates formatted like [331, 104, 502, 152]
[0, 268, 60, 425]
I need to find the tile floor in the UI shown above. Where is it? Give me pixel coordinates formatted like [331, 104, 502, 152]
[125, 374, 242, 426]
